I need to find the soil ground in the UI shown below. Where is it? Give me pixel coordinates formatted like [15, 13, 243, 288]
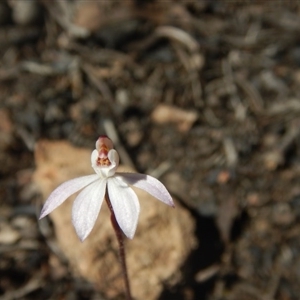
[0, 1, 300, 299]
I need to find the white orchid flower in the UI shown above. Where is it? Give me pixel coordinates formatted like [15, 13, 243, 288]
[39, 136, 174, 241]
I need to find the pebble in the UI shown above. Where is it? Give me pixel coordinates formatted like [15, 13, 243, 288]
[73, 2, 102, 31]
[10, 0, 42, 25]
[151, 103, 198, 132]
[0, 224, 21, 244]
[272, 203, 295, 226]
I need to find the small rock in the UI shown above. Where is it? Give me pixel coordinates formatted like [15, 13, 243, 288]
[264, 150, 284, 170]
[246, 192, 262, 207]
[116, 89, 130, 108]
[33, 140, 197, 300]
[73, 2, 103, 31]
[0, 224, 21, 244]
[217, 170, 231, 184]
[12, 216, 39, 239]
[9, 0, 42, 25]
[151, 104, 198, 132]
[272, 203, 295, 226]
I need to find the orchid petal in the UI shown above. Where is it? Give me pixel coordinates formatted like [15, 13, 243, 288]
[107, 149, 119, 176]
[91, 149, 98, 169]
[117, 173, 174, 207]
[39, 174, 99, 219]
[107, 177, 140, 239]
[72, 178, 106, 241]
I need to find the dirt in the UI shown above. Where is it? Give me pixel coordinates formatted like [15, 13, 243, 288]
[0, 1, 300, 300]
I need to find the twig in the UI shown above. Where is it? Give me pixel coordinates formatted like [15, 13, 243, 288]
[267, 99, 300, 115]
[264, 119, 300, 170]
[42, 0, 89, 38]
[223, 137, 238, 168]
[21, 61, 64, 76]
[222, 58, 246, 121]
[235, 77, 264, 114]
[172, 42, 203, 107]
[0, 277, 44, 300]
[82, 63, 115, 106]
[155, 26, 199, 53]
[147, 161, 171, 179]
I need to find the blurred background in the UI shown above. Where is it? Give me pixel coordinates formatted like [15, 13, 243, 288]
[0, 0, 300, 299]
